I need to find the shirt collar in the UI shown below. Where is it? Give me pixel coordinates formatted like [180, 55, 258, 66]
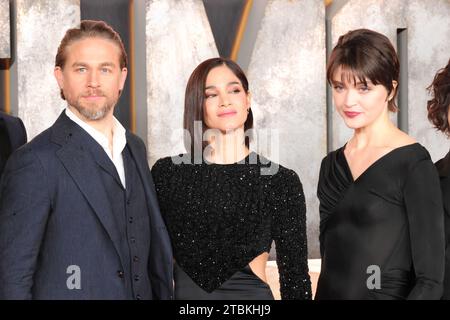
[65, 107, 127, 159]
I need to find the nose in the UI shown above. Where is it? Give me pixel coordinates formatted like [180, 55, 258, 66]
[218, 94, 230, 107]
[87, 70, 100, 88]
[343, 88, 358, 108]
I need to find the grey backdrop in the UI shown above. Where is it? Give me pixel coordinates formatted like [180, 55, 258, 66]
[1, 0, 449, 258]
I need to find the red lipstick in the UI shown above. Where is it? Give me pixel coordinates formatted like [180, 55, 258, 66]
[344, 111, 361, 118]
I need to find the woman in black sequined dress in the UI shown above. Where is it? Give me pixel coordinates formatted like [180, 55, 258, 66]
[151, 58, 312, 300]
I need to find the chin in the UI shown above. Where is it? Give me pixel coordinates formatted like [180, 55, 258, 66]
[210, 122, 244, 132]
[343, 119, 366, 130]
[211, 127, 236, 134]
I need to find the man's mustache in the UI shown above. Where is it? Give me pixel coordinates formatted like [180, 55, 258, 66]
[81, 90, 106, 97]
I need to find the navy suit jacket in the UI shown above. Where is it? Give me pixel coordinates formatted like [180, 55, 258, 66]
[0, 112, 27, 177]
[0, 112, 173, 299]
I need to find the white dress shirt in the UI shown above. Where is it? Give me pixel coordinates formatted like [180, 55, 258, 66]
[65, 108, 127, 187]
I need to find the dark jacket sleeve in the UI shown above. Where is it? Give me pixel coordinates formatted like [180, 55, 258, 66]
[0, 146, 50, 299]
[403, 159, 445, 299]
[132, 141, 173, 300]
[17, 116, 27, 147]
[6, 114, 27, 150]
[272, 169, 312, 300]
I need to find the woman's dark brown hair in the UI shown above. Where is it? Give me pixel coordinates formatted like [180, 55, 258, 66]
[55, 20, 128, 100]
[183, 57, 253, 155]
[327, 28, 400, 112]
[427, 59, 450, 136]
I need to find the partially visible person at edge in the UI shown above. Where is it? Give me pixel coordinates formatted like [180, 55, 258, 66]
[0, 111, 27, 179]
[0, 20, 173, 299]
[151, 57, 312, 300]
[316, 28, 445, 300]
[427, 58, 450, 300]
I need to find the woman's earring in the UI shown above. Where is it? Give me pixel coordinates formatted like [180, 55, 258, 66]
[247, 107, 250, 113]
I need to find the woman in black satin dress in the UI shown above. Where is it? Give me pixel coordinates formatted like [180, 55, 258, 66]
[427, 59, 450, 299]
[316, 29, 445, 300]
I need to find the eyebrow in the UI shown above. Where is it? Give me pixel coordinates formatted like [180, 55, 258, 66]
[205, 81, 241, 90]
[71, 62, 116, 68]
[99, 62, 116, 67]
[331, 79, 372, 85]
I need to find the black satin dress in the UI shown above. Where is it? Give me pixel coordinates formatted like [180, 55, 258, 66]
[174, 262, 274, 300]
[435, 150, 450, 299]
[316, 143, 445, 300]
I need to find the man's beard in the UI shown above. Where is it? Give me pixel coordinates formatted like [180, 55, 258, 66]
[68, 90, 116, 121]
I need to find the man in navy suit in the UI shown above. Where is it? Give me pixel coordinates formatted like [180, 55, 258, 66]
[0, 20, 173, 299]
[0, 111, 27, 178]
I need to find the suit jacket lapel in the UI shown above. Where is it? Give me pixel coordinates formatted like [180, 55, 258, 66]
[125, 133, 162, 220]
[90, 145, 123, 188]
[125, 132, 155, 200]
[51, 112, 126, 268]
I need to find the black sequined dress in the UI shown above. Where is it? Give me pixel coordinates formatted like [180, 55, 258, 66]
[151, 152, 312, 300]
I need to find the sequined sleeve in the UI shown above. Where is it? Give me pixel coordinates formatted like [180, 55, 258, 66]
[272, 169, 312, 300]
[151, 157, 172, 218]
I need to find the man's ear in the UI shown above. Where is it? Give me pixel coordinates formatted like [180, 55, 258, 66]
[54, 66, 64, 90]
[119, 67, 128, 91]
